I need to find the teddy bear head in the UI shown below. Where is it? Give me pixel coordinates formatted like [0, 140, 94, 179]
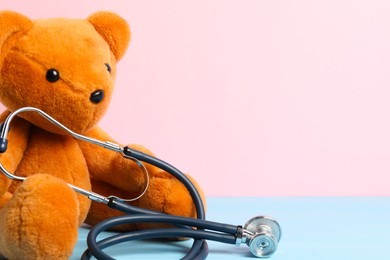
[0, 11, 130, 134]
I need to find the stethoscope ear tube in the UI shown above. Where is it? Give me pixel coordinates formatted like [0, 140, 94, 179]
[0, 123, 9, 153]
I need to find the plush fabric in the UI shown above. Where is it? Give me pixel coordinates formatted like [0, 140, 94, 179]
[0, 11, 203, 259]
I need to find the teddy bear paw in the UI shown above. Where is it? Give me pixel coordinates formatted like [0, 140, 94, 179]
[0, 174, 80, 260]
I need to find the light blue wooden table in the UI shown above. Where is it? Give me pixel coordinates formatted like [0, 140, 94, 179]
[71, 197, 390, 259]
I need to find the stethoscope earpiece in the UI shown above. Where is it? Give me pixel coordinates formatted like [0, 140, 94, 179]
[243, 216, 281, 258]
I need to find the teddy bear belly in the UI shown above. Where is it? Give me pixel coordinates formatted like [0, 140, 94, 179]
[8, 127, 91, 223]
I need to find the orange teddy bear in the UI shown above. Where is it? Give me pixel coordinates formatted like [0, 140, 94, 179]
[0, 11, 202, 259]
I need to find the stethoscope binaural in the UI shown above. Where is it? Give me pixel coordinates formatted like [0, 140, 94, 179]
[0, 107, 282, 260]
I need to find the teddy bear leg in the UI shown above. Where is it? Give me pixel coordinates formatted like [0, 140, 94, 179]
[135, 173, 205, 230]
[0, 174, 80, 260]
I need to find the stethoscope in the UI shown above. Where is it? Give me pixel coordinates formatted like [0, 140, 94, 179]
[0, 107, 282, 260]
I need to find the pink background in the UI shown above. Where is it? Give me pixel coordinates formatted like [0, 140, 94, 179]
[1, 1, 389, 196]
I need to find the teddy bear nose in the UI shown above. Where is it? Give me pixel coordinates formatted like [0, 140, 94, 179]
[90, 89, 104, 104]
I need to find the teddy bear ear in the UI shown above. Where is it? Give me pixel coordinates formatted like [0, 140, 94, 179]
[88, 11, 131, 62]
[0, 11, 32, 49]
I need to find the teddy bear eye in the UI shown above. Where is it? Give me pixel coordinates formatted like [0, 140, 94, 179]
[105, 63, 111, 73]
[46, 69, 60, 83]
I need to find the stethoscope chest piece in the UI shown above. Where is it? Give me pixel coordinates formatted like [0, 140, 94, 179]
[243, 216, 281, 257]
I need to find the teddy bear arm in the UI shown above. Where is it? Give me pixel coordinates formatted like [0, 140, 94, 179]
[0, 112, 31, 198]
[78, 127, 158, 193]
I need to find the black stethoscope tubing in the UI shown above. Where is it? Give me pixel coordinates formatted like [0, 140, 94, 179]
[81, 146, 226, 260]
[82, 211, 240, 260]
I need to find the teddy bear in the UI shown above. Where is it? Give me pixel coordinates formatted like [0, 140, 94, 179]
[0, 10, 202, 259]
